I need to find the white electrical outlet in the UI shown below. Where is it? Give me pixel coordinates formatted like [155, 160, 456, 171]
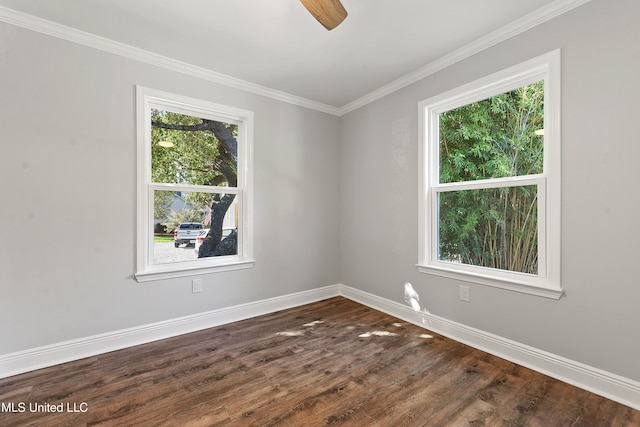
[459, 285, 470, 302]
[192, 278, 203, 294]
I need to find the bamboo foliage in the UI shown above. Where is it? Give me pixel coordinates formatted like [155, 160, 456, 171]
[438, 82, 544, 274]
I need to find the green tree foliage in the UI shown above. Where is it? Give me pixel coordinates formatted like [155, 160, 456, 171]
[151, 110, 236, 187]
[151, 109, 239, 258]
[438, 81, 544, 274]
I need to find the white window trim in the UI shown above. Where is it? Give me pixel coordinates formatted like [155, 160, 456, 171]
[135, 86, 254, 282]
[418, 50, 562, 299]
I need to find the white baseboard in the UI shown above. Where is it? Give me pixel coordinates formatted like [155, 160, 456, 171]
[0, 285, 339, 380]
[338, 284, 640, 411]
[2, 283, 638, 410]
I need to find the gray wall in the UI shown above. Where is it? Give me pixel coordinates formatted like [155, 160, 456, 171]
[2, 0, 639, 385]
[0, 23, 340, 354]
[339, 0, 640, 382]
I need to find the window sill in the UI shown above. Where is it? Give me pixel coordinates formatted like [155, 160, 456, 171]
[416, 264, 563, 299]
[136, 259, 255, 282]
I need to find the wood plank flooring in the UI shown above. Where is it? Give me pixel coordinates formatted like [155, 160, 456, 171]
[1, 297, 638, 426]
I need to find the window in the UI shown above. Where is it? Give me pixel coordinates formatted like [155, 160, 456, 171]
[136, 86, 254, 281]
[418, 50, 561, 298]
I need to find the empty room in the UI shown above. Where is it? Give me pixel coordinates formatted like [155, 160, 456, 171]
[0, 0, 638, 425]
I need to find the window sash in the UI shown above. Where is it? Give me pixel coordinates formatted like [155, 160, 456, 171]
[430, 178, 546, 278]
[147, 184, 245, 263]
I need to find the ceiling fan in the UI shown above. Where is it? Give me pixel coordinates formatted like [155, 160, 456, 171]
[299, 0, 348, 30]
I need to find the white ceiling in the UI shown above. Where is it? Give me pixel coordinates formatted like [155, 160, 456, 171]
[0, 0, 588, 112]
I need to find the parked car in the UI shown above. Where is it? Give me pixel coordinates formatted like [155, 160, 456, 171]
[193, 228, 210, 254]
[173, 222, 203, 247]
[193, 228, 234, 254]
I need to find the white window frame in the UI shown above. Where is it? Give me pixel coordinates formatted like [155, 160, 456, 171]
[418, 50, 561, 299]
[135, 86, 254, 282]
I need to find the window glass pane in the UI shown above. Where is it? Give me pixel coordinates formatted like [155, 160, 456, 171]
[438, 185, 538, 274]
[153, 190, 238, 264]
[439, 81, 544, 183]
[151, 109, 238, 187]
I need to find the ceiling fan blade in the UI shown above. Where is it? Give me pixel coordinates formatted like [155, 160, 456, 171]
[299, 0, 348, 31]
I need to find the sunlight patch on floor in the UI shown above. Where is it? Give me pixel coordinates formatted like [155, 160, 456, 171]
[303, 320, 324, 327]
[274, 312, 425, 340]
[359, 331, 399, 338]
[276, 331, 305, 336]
[276, 320, 325, 337]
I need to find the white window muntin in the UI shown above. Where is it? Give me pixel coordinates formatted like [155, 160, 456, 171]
[418, 50, 561, 298]
[136, 86, 254, 282]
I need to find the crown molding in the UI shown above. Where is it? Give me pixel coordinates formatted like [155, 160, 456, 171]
[1, 0, 591, 117]
[0, 5, 342, 116]
[338, 0, 592, 115]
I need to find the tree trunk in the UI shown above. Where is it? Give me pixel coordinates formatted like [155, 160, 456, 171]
[198, 194, 236, 257]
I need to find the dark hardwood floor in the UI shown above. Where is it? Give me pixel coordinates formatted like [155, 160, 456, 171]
[1, 297, 638, 426]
